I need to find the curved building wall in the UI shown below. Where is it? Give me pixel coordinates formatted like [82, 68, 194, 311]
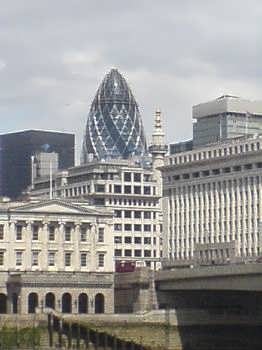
[82, 69, 147, 162]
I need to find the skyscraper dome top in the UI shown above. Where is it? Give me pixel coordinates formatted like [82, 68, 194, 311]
[82, 68, 147, 162]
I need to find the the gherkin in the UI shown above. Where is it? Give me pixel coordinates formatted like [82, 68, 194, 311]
[82, 69, 147, 162]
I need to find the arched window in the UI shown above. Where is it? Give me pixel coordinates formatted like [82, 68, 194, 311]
[0, 294, 7, 314]
[28, 293, 38, 314]
[45, 293, 55, 310]
[95, 293, 104, 314]
[78, 293, 88, 314]
[62, 293, 72, 313]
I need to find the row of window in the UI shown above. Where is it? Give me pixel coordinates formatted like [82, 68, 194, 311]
[114, 236, 157, 244]
[166, 163, 262, 183]
[168, 141, 261, 165]
[108, 198, 158, 207]
[114, 249, 157, 258]
[114, 223, 157, 232]
[2, 225, 105, 243]
[114, 210, 157, 219]
[0, 251, 105, 268]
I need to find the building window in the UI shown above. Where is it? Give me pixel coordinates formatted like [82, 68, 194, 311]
[134, 186, 141, 194]
[134, 249, 141, 257]
[144, 212, 151, 219]
[124, 211, 132, 218]
[114, 223, 122, 231]
[32, 225, 39, 241]
[144, 237, 151, 244]
[65, 226, 71, 242]
[114, 249, 122, 257]
[98, 228, 104, 242]
[144, 186, 151, 195]
[124, 224, 132, 231]
[124, 185, 131, 194]
[134, 224, 141, 231]
[48, 252, 55, 266]
[16, 251, 22, 266]
[124, 172, 131, 182]
[80, 227, 87, 242]
[134, 173, 141, 182]
[144, 225, 151, 232]
[95, 184, 105, 192]
[134, 211, 141, 218]
[80, 253, 87, 267]
[0, 225, 4, 240]
[124, 249, 132, 257]
[125, 236, 132, 244]
[16, 225, 23, 241]
[65, 252, 71, 267]
[98, 254, 104, 267]
[32, 251, 39, 266]
[115, 210, 122, 218]
[49, 225, 55, 241]
[114, 185, 121, 193]
[144, 250, 151, 257]
[0, 252, 4, 266]
[114, 236, 122, 243]
[134, 237, 142, 244]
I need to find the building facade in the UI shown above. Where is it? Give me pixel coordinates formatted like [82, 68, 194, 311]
[162, 136, 262, 262]
[193, 95, 262, 148]
[29, 160, 163, 270]
[0, 130, 75, 198]
[0, 199, 114, 314]
[82, 68, 147, 162]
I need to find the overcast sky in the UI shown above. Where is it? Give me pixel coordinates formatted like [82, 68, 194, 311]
[0, 1, 262, 162]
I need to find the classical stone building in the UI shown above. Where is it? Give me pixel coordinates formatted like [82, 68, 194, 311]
[0, 198, 114, 314]
[162, 135, 262, 262]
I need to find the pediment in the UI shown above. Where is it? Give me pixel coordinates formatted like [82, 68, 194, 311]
[11, 200, 96, 215]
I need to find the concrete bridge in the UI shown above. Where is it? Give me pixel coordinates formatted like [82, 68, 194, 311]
[115, 263, 262, 313]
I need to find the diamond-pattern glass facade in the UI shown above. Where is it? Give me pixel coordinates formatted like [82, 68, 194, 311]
[82, 69, 147, 162]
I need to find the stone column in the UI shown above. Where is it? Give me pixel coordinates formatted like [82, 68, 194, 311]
[74, 223, 81, 270]
[42, 222, 48, 270]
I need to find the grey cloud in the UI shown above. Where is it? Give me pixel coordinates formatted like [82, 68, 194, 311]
[0, 0, 261, 161]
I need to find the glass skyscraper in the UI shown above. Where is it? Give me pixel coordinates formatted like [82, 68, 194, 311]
[82, 69, 147, 162]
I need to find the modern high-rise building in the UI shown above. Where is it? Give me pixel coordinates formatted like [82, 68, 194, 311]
[193, 95, 262, 148]
[82, 69, 147, 163]
[0, 130, 75, 198]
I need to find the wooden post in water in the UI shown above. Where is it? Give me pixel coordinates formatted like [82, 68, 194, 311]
[58, 318, 63, 348]
[85, 327, 90, 349]
[76, 323, 80, 349]
[68, 322, 72, 349]
[112, 335, 117, 350]
[103, 333, 108, 349]
[48, 313, 53, 347]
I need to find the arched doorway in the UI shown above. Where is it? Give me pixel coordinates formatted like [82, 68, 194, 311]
[62, 293, 72, 313]
[95, 293, 104, 314]
[0, 294, 7, 314]
[12, 293, 18, 314]
[28, 293, 38, 314]
[78, 293, 88, 314]
[45, 293, 55, 310]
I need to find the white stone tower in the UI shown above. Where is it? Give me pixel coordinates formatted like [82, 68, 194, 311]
[149, 110, 167, 170]
[149, 109, 168, 194]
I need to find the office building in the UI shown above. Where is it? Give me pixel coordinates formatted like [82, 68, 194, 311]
[193, 95, 262, 148]
[0, 198, 114, 314]
[0, 130, 75, 198]
[82, 68, 147, 162]
[29, 159, 163, 270]
[162, 135, 262, 262]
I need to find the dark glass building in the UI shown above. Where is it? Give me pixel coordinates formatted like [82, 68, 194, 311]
[0, 130, 75, 198]
[82, 69, 147, 162]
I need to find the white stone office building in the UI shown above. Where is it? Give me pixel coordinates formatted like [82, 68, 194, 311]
[0, 198, 114, 314]
[162, 136, 262, 263]
[29, 160, 163, 270]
